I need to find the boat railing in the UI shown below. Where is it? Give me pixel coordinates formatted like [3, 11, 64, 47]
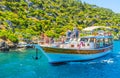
[38, 37, 89, 49]
[38, 33, 113, 50]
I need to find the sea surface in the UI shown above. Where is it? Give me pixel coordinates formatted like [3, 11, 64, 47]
[0, 41, 120, 78]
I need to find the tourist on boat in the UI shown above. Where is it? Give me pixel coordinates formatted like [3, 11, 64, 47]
[61, 36, 66, 44]
[66, 30, 72, 41]
[40, 32, 45, 40]
[44, 36, 49, 44]
[50, 37, 54, 44]
[58, 35, 66, 44]
[72, 27, 79, 38]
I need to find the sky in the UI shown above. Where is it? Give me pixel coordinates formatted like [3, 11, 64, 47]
[81, 0, 120, 13]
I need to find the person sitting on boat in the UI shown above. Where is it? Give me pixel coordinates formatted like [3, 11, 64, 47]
[50, 37, 54, 44]
[60, 36, 66, 44]
[44, 36, 49, 44]
[40, 32, 45, 40]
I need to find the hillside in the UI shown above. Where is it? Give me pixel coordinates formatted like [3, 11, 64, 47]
[0, 0, 120, 42]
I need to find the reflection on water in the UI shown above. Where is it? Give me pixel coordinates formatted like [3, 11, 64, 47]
[0, 41, 120, 78]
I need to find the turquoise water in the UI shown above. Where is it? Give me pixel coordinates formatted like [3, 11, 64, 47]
[0, 41, 120, 78]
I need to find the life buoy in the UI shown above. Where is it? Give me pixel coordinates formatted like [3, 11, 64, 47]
[78, 41, 85, 49]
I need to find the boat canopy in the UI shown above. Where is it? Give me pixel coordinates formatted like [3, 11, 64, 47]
[81, 35, 112, 39]
[82, 26, 111, 32]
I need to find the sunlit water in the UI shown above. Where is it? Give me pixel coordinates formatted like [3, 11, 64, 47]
[0, 41, 120, 78]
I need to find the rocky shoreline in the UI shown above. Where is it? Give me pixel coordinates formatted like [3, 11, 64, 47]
[0, 40, 34, 52]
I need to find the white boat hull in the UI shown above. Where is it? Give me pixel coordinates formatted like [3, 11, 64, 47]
[35, 45, 112, 64]
[45, 50, 111, 63]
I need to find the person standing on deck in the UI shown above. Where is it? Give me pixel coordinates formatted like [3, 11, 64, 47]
[66, 30, 72, 41]
[72, 27, 79, 39]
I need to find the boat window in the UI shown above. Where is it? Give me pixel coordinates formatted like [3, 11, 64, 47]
[99, 38, 104, 48]
[108, 38, 113, 45]
[95, 38, 104, 48]
[90, 38, 94, 42]
[104, 38, 109, 47]
[80, 38, 88, 42]
[96, 39, 100, 48]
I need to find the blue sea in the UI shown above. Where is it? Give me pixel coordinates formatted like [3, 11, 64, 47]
[0, 41, 120, 78]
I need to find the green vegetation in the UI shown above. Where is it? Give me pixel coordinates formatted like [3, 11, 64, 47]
[0, 0, 120, 42]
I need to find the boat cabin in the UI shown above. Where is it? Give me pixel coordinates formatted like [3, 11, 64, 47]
[79, 36, 113, 49]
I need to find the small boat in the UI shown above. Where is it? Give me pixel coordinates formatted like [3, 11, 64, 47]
[17, 42, 27, 48]
[36, 26, 113, 64]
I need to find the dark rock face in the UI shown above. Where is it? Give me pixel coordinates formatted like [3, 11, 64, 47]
[0, 41, 9, 51]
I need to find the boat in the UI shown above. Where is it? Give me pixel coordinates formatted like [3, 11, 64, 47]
[35, 26, 113, 64]
[17, 42, 27, 48]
